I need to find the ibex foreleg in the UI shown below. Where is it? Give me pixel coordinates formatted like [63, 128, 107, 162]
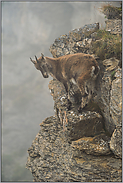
[77, 74, 94, 109]
[62, 81, 72, 110]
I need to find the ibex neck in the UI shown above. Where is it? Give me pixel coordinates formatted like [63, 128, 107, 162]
[45, 56, 58, 76]
[45, 56, 57, 62]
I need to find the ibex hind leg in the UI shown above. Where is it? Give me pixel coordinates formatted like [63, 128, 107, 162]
[63, 81, 72, 110]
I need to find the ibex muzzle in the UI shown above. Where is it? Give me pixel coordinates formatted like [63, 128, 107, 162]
[30, 53, 100, 110]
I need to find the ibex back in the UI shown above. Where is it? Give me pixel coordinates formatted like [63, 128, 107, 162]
[30, 53, 100, 109]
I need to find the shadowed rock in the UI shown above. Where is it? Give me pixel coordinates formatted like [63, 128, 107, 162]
[72, 133, 111, 155]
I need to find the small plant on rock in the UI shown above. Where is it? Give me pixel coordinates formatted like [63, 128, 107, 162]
[101, 4, 122, 19]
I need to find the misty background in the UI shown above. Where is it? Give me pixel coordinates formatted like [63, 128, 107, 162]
[2, 1, 121, 181]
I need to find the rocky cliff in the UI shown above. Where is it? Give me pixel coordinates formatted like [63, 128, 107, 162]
[26, 17, 122, 182]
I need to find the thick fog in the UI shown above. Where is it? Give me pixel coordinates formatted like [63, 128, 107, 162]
[2, 1, 121, 181]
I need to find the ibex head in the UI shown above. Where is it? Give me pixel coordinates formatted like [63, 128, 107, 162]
[30, 53, 49, 78]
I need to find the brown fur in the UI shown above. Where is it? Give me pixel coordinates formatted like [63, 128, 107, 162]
[30, 53, 100, 109]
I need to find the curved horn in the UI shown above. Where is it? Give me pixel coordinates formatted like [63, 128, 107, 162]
[30, 57, 35, 64]
[35, 55, 39, 63]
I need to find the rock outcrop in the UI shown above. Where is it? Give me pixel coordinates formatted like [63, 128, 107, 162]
[26, 22, 122, 182]
[102, 4, 122, 35]
[49, 23, 99, 58]
[93, 60, 122, 135]
[26, 116, 121, 182]
[105, 19, 122, 35]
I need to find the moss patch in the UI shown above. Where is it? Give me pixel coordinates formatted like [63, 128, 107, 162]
[90, 29, 122, 60]
[111, 70, 116, 81]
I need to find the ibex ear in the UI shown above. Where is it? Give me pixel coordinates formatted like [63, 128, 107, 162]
[41, 53, 44, 59]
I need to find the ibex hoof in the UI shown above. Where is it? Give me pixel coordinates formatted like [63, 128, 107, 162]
[67, 99, 72, 110]
[78, 106, 82, 113]
[78, 103, 88, 113]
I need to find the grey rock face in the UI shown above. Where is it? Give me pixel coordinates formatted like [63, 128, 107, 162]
[93, 61, 122, 136]
[49, 23, 99, 58]
[105, 19, 122, 35]
[110, 126, 122, 159]
[97, 69, 114, 134]
[92, 61, 122, 160]
[26, 22, 122, 181]
[26, 116, 122, 182]
[110, 67, 122, 127]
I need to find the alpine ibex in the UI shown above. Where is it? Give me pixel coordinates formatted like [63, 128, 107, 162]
[30, 53, 100, 110]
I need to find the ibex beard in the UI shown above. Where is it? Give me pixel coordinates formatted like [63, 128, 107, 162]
[30, 53, 100, 110]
